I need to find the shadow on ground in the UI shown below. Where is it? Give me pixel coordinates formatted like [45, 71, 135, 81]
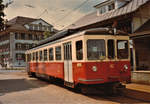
[47, 81, 150, 103]
[124, 88, 150, 102]
[81, 87, 150, 104]
[0, 78, 47, 96]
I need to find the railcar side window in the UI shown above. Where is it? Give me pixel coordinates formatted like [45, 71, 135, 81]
[117, 40, 129, 59]
[32, 52, 35, 61]
[31, 53, 33, 61]
[36, 52, 38, 61]
[44, 49, 48, 61]
[49, 48, 53, 60]
[87, 39, 105, 60]
[29, 54, 31, 61]
[76, 40, 83, 60]
[34, 52, 36, 61]
[108, 40, 115, 59]
[55, 46, 61, 60]
[26, 54, 31, 62]
[39, 51, 43, 61]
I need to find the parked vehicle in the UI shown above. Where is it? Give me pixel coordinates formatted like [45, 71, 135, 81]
[25, 28, 131, 94]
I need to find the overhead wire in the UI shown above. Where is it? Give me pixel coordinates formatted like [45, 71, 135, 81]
[55, 0, 90, 25]
[36, 9, 48, 18]
[35, 0, 91, 28]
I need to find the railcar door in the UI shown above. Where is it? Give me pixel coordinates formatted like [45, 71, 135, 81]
[63, 42, 73, 83]
[107, 39, 119, 77]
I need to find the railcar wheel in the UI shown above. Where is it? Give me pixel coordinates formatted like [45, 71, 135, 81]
[48, 76, 55, 83]
[28, 72, 36, 78]
[105, 82, 126, 96]
[80, 87, 89, 94]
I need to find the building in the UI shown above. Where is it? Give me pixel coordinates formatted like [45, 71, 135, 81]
[0, 16, 57, 68]
[66, 0, 150, 84]
[130, 20, 150, 83]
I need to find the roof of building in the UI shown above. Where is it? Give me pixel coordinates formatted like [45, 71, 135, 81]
[5, 16, 54, 32]
[135, 19, 150, 33]
[130, 19, 150, 37]
[7, 16, 38, 25]
[67, 0, 149, 30]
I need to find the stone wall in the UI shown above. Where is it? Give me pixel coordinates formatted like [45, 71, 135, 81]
[132, 71, 150, 84]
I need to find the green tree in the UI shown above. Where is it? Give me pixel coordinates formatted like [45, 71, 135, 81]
[0, 0, 5, 31]
[44, 31, 53, 39]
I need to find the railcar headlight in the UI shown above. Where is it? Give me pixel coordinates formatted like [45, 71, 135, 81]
[124, 65, 128, 70]
[92, 66, 97, 72]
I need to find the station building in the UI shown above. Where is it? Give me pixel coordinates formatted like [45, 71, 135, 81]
[66, 0, 150, 84]
[0, 16, 57, 68]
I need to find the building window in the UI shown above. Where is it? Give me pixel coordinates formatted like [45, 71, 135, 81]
[55, 46, 61, 60]
[76, 40, 83, 60]
[15, 33, 19, 40]
[26, 44, 30, 49]
[16, 43, 22, 50]
[44, 26, 48, 31]
[48, 26, 52, 31]
[16, 53, 25, 61]
[29, 44, 33, 48]
[34, 35, 38, 40]
[108, 3, 115, 11]
[34, 25, 38, 30]
[21, 33, 25, 40]
[29, 25, 33, 30]
[108, 39, 115, 59]
[49, 48, 53, 61]
[39, 23, 42, 31]
[44, 49, 48, 61]
[28, 34, 32, 40]
[100, 6, 106, 14]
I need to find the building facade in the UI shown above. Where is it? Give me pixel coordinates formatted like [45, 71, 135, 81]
[0, 16, 57, 68]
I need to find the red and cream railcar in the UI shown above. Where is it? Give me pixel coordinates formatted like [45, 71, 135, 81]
[26, 28, 131, 91]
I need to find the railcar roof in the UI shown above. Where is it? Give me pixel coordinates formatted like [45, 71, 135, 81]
[30, 28, 128, 50]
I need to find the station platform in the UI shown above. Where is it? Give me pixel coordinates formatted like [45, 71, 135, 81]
[125, 83, 150, 102]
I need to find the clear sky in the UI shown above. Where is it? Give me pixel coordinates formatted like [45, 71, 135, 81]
[3, 0, 104, 30]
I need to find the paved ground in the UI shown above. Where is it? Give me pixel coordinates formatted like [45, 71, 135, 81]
[0, 70, 150, 104]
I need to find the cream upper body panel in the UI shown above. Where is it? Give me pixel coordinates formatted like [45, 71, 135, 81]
[26, 31, 130, 63]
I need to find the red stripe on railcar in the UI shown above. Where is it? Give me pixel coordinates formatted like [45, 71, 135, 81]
[29, 61, 131, 85]
[29, 62, 64, 79]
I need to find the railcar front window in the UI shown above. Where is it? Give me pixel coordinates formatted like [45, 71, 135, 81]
[108, 39, 115, 59]
[87, 39, 105, 60]
[117, 40, 129, 59]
